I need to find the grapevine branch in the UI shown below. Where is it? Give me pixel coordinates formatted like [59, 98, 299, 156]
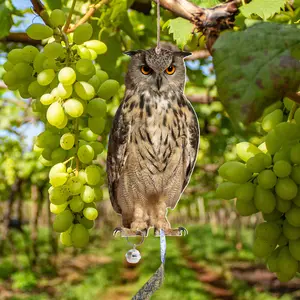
[30, 0, 51, 26]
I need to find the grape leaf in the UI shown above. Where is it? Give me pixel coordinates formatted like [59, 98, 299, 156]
[189, 0, 221, 8]
[0, 3, 13, 39]
[44, 0, 62, 10]
[213, 22, 300, 125]
[163, 18, 193, 49]
[240, 0, 285, 20]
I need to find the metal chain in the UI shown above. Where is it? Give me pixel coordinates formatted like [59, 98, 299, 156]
[155, 0, 161, 55]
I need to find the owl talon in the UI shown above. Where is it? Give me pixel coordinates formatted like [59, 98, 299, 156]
[113, 227, 148, 237]
[179, 226, 188, 236]
[154, 227, 188, 237]
[113, 227, 123, 236]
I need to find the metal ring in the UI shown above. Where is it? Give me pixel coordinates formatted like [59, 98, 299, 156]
[126, 230, 145, 247]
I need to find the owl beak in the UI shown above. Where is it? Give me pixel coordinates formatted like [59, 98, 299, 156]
[156, 75, 162, 91]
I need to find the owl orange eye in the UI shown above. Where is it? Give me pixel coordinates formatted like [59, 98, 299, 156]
[140, 65, 152, 75]
[165, 65, 176, 75]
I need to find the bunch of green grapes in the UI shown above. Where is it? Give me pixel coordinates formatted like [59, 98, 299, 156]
[217, 99, 300, 282]
[3, 10, 120, 248]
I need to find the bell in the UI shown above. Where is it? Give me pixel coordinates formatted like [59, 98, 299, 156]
[125, 248, 141, 264]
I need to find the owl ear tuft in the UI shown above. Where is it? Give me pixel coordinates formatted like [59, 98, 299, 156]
[173, 51, 192, 59]
[123, 50, 142, 57]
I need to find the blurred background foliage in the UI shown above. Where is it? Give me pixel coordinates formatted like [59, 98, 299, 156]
[0, 0, 300, 299]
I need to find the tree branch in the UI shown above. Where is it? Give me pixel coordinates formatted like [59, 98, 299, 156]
[185, 50, 210, 60]
[66, 0, 110, 33]
[187, 94, 216, 104]
[30, 0, 50, 25]
[286, 92, 300, 105]
[1, 32, 41, 45]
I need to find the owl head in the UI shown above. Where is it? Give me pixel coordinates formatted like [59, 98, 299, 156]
[125, 48, 191, 93]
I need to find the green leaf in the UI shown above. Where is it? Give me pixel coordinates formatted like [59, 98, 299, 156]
[163, 18, 193, 49]
[0, 3, 13, 39]
[44, 0, 62, 10]
[240, 0, 285, 20]
[213, 23, 300, 125]
[189, 0, 221, 7]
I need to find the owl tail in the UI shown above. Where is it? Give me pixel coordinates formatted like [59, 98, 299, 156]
[131, 230, 166, 300]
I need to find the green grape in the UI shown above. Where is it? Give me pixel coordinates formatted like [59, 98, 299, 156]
[285, 206, 300, 227]
[262, 209, 282, 221]
[3, 71, 17, 86]
[94, 187, 103, 201]
[90, 142, 104, 157]
[275, 122, 300, 141]
[273, 146, 292, 163]
[18, 83, 31, 98]
[87, 98, 107, 117]
[74, 81, 95, 100]
[3, 61, 14, 71]
[36, 130, 57, 148]
[277, 246, 298, 279]
[88, 75, 101, 91]
[43, 58, 58, 70]
[7, 49, 23, 64]
[78, 170, 87, 184]
[13, 63, 33, 80]
[254, 186, 276, 214]
[58, 67, 76, 85]
[56, 83, 72, 99]
[273, 160, 292, 178]
[291, 166, 300, 185]
[60, 133, 75, 150]
[50, 172, 69, 187]
[51, 148, 67, 163]
[88, 117, 106, 135]
[78, 145, 94, 164]
[33, 52, 47, 73]
[267, 248, 281, 272]
[216, 182, 239, 200]
[96, 70, 109, 84]
[28, 81, 48, 98]
[85, 165, 101, 186]
[26, 23, 53, 40]
[283, 219, 300, 240]
[276, 196, 292, 213]
[76, 59, 95, 76]
[71, 224, 89, 248]
[40, 93, 55, 105]
[56, 115, 68, 129]
[79, 128, 98, 142]
[73, 23, 93, 45]
[50, 9, 66, 27]
[277, 234, 288, 246]
[37, 69, 56, 86]
[262, 101, 283, 117]
[246, 153, 270, 173]
[289, 239, 300, 260]
[98, 79, 120, 100]
[234, 182, 254, 202]
[70, 195, 84, 212]
[276, 272, 294, 283]
[68, 177, 84, 195]
[236, 142, 262, 162]
[257, 170, 277, 189]
[265, 129, 282, 154]
[293, 190, 300, 207]
[219, 161, 252, 184]
[284, 97, 294, 110]
[60, 226, 73, 246]
[294, 107, 300, 124]
[44, 42, 64, 58]
[290, 144, 300, 164]
[236, 199, 258, 216]
[84, 40, 107, 54]
[63, 99, 84, 118]
[42, 148, 52, 160]
[53, 210, 74, 232]
[262, 109, 283, 132]
[47, 102, 65, 127]
[50, 202, 68, 214]
[275, 178, 298, 200]
[253, 238, 276, 258]
[80, 217, 94, 229]
[255, 222, 281, 242]
[83, 207, 98, 220]
[49, 185, 70, 205]
[88, 49, 97, 60]
[81, 185, 95, 203]
[77, 45, 92, 59]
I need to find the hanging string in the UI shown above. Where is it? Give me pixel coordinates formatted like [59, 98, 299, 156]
[155, 0, 161, 55]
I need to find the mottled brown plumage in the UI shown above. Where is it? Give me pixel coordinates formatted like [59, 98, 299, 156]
[107, 48, 199, 236]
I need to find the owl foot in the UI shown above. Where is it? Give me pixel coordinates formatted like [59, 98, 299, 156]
[113, 227, 148, 237]
[154, 226, 188, 237]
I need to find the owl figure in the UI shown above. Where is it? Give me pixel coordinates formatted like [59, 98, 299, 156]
[107, 48, 200, 237]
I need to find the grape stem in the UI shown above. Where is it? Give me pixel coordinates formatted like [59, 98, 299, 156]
[66, 0, 110, 33]
[74, 119, 80, 176]
[63, 0, 77, 33]
[288, 103, 298, 122]
[63, 156, 75, 165]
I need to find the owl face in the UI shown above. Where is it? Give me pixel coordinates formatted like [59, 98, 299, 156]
[125, 48, 191, 93]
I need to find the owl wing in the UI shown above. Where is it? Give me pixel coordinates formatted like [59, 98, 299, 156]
[107, 98, 131, 214]
[181, 98, 200, 192]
